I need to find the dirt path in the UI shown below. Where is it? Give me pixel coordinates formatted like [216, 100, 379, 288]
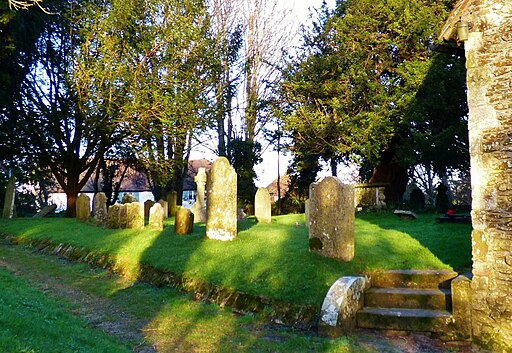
[0, 242, 157, 353]
[0, 241, 492, 353]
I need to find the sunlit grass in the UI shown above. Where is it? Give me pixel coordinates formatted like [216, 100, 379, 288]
[0, 266, 130, 353]
[0, 211, 471, 306]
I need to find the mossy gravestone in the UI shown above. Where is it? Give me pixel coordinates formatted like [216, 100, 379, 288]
[174, 207, 194, 235]
[144, 200, 155, 219]
[76, 193, 91, 221]
[308, 177, 354, 262]
[254, 187, 271, 223]
[126, 202, 144, 229]
[206, 157, 237, 241]
[93, 192, 108, 226]
[158, 199, 168, 219]
[149, 203, 164, 231]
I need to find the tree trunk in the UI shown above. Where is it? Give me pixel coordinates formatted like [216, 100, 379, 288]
[65, 192, 78, 218]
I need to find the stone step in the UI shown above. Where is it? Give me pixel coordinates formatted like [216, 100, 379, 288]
[371, 270, 458, 289]
[356, 307, 453, 333]
[364, 287, 452, 310]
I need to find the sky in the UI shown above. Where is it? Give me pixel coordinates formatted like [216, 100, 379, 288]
[191, 0, 337, 188]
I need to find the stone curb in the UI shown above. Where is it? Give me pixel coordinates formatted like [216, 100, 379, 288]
[0, 233, 319, 330]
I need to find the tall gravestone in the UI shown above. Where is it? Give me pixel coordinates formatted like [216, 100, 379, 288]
[206, 157, 237, 241]
[254, 188, 271, 223]
[144, 200, 155, 219]
[76, 193, 91, 221]
[149, 203, 164, 231]
[93, 192, 108, 226]
[126, 202, 144, 229]
[158, 199, 168, 219]
[191, 167, 207, 223]
[308, 177, 354, 262]
[167, 191, 177, 217]
[2, 176, 15, 219]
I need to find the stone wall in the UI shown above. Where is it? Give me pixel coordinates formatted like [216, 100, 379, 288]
[464, 2, 512, 351]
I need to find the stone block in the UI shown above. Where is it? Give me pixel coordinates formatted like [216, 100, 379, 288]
[106, 204, 121, 229]
[93, 192, 108, 226]
[33, 204, 57, 218]
[126, 202, 144, 229]
[452, 275, 473, 340]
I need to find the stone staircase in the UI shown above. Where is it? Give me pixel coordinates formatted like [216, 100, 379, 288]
[356, 270, 459, 335]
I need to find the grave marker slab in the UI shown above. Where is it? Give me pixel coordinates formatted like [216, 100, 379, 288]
[76, 193, 91, 221]
[309, 177, 354, 262]
[191, 168, 207, 223]
[126, 202, 144, 229]
[33, 204, 57, 218]
[254, 188, 271, 223]
[158, 200, 168, 219]
[175, 207, 194, 235]
[206, 157, 237, 241]
[93, 192, 108, 226]
[149, 203, 164, 230]
[144, 200, 155, 219]
[2, 176, 15, 219]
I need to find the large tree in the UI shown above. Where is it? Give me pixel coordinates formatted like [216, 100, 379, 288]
[279, 0, 462, 203]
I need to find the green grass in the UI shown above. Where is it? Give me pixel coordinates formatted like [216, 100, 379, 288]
[0, 266, 131, 353]
[0, 244, 381, 353]
[0, 212, 472, 307]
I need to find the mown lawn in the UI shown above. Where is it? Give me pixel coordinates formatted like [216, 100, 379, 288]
[0, 212, 472, 307]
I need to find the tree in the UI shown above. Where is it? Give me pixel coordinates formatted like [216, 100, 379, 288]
[279, 0, 460, 203]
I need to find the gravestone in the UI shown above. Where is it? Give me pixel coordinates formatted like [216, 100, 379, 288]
[206, 157, 237, 241]
[76, 193, 91, 221]
[149, 203, 164, 231]
[119, 204, 128, 229]
[144, 200, 155, 219]
[254, 188, 271, 223]
[126, 202, 144, 229]
[33, 204, 57, 218]
[308, 177, 354, 262]
[393, 209, 417, 220]
[305, 199, 310, 229]
[2, 175, 15, 219]
[158, 199, 168, 219]
[167, 191, 177, 217]
[121, 193, 136, 204]
[106, 204, 121, 229]
[93, 192, 108, 226]
[174, 207, 194, 235]
[190, 167, 207, 223]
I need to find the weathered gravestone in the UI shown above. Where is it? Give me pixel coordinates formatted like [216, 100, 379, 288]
[190, 168, 207, 223]
[106, 204, 121, 229]
[119, 204, 128, 229]
[308, 177, 354, 262]
[174, 207, 194, 235]
[206, 157, 237, 241]
[305, 198, 310, 229]
[167, 191, 177, 217]
[158, 200, 168, 219]
[149, 203, 164, 231]
[393, 209, 417, 220]
[254, 188, 271, 223]
[93, 192, 108, 226]
[76, 193, 91, 221]
[2, 175, 15, 219]
[126, 202, 144, 229]
[121, 193, 136, 204]
[144, 200, 155, 219]
[33, 204, 57, 218]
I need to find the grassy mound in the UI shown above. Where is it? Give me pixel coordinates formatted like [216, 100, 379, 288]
[0, 212, 471, 307]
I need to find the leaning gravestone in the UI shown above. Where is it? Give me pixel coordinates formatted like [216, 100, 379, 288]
[33, 204, 57, 218]
[254, 188, 271, 223]
[93, 192, 108, 226]
[190, 168, 207, 223]
[76, 193, 91, 221]
[2, 175, 15, 219]
[149, 203, 164, 231]
[106, 204, 121, 229]
[206, 157, 237, 241]
[158, 199, 168, 219]
[167, 191, 177, 217]
[174, 207, 194, 235]
[126, 202, 144, 229]
[144, 200, 155, 219]
[309, 177, 354, 262]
